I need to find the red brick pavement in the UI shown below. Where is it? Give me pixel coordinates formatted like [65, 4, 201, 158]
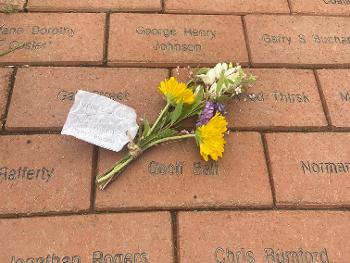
[0, 1, 350, 262]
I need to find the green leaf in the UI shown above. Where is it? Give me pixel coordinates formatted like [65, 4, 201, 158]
[170, 101, 183, 124]
[143, 117, 151, 137]
[195, 67, 209, 75]
[139, 128, 178, 147]
[136, 121, 143, 144]
[216, 75, 225, 95]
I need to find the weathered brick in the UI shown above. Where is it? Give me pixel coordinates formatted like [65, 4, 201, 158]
[0, 212, 173, 262]
[266, 133, 350, 208]
[245, 15, 350, 67]
[28, 0, 161, 12]
[173, 68, 327, 128]
[0, 68, 12, 127]
[0, 13, 105, 65]
[96, 132, 272, 210]
[108, 14, 248, 67]
[0, 0, 25, 11]
[6, 67, 167, 130]
[0, 135, 92, 214]
[178, 211, 350, 262]
[164, 0, 289, 14]
[317, 69, 350, 127]
[291, 0, 350, 15]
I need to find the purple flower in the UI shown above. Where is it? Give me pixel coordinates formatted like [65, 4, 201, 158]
[196, 101, 215, 127]
[196, 102, 227, 127]
[215, 103, 225, 115]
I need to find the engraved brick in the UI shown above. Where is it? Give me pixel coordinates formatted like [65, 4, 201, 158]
[96, 132, 272, 210]
[0, 13, 105, 65]
[266, 133, 350, 208]
[245, 15, 350, 67]
[0, 68, 12, 126]
[0, 135, 92, 214]
[317, 69, 350, 127]
[0, 212, 173, 262]
[108, 14, 248, 67]
[165, 0, 290, 14]
[6, 67, 167, 130]
[28, 0, 161, 12]
[291, 0, 350, 15]
[0, 0, 25, 11]
[173, 68, 327, 128]
[178, 211, 350, 262]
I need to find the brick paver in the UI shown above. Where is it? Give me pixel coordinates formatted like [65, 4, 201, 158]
[291, 0, 350, 15]
[0, 68, 11, 127]
[96, 132, 272, 210]
[6, 67, 167, 130]
[28, 0, 162, 12]
[317, 69, 350, 127]
[164, 0, 290, 14]
[0, 0, 25, 11]
[0, 212, 173, 262]
[108, 13, 248, 66]
[174, 68, 327, 128]
[245, 15, 350, 67]
[266, 133, 350, 208]
[0, 13, 105, 65]
[1, 1, 350, 261]
[178, 211, 350, 262]
[0, 135, 92, 215]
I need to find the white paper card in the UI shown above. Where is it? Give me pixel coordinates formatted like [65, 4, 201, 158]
[61, 90, 139, 152]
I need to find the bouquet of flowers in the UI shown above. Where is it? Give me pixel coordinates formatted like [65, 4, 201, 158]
[96, 63, 256, 190]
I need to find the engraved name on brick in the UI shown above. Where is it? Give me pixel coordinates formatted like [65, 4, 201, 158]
[173, 68, 326, 128]
[266, 133, 350, 207]
[317, 69, 350, 127]
[96, 132, 272, 210]
[108, 14, 248, 66]
[178, 211, 350, 262]
[291, 0, 350, 15]
[0, 13, 105, 64]
[245, 15, 350, 66]
[0, 213, 173, 262]
[6, 67, 167, 130]
[0, 135, 92, 214]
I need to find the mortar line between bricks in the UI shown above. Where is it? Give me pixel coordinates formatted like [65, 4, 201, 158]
[261, 133, 277, 209]
[1, 207, 350, 220]
[8, 10, 350, 18]
[23, 0, 29, 11]
[313, 69, 333, 127]
[171, 211, 179, 263]
[287, 0, 293, 14]
[102, 13, 111, 65]
[3, 63, 350, 70]
[90, 146, 99, 211]
[241, 16, 252, 67]
[4, 126, 350, 135]
[2, 67, 17, 130]
[161, 0, 165, 13]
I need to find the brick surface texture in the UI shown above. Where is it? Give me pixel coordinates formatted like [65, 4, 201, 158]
[0, 68, 11, 127]
[1, 1, 350, 261]
[28, 0, 162, 12]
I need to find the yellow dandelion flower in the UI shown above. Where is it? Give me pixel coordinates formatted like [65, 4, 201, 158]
[196, 113, 228, 161]
[159, 77, 195, 105]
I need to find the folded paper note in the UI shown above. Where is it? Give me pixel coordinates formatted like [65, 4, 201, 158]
[61, 90, 139, 152]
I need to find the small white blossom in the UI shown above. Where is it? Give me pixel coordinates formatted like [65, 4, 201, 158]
[235, 86, 242, 95]
[209, 83, 217, 98]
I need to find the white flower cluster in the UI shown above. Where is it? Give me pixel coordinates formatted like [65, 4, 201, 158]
[197, 63, 244, 99]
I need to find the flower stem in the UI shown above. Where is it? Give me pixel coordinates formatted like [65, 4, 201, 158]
[142, 133, 196, 151]
[148, 103, 170, 136]
[96, 133, 196, 190]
